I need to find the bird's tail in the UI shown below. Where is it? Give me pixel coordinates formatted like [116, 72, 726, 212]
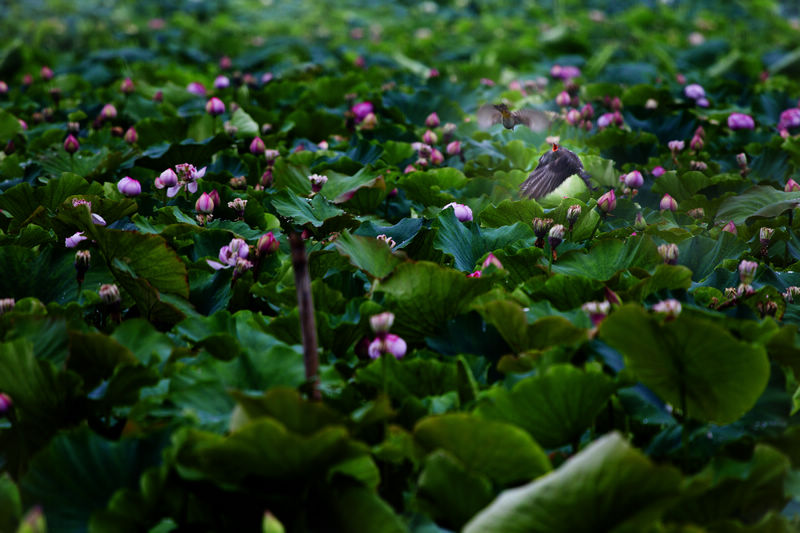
[579, 170, 596, 191]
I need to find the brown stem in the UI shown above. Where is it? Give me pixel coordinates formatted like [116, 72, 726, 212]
[289, 232, 320, 400]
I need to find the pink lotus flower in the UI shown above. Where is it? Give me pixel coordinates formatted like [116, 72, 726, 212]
[207, 238, 249, 270]
[727, 113, 755, 130]
[351, 101, 373, 123]
[117, 177, 141, 197]
[368, 333, 407, 359]
[722, 221, 737, 235]
[425, 112, 440, 128]
[550, 65, 581, 80]
[195, 192, 214, 214]
[443, 202, 473, 222]
[257, 232, 280, 255]
[214, 75, 231, 89]
[660, 193, 678, 212]
[597, 190, 616, 213]
[123, 127, 138, 144]
[778, 108, 800, 132]
[684, 84, 705, 100]
[187, 82, 206, 96]
[566, 109, 582, 125]
[205, 97, 225, 116]
[446, 140, 461, 156]
[100, 104, 117, 120]
[668, 140, 685, 152]
[556, 91, 571, 107]
[250, 137, 266, 155]
[155, 168, 178, 190]
[40, 66, 53, 81]
[786, 179, 800, 192]
[166, 164, 206, 197]
[370, 311, 395, 333]
[652, 166, 665, 177]
[430, 149, 444, 165]
[624, 170, 643, 188]
[63, 134, 80, 154]
[422, 129, 438, 145]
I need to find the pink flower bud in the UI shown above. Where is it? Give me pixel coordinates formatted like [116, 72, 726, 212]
[778, 108, 800, 131]
[736, 153, 748, 168]
[556, 91, 571, 107]
[696, 98, 709, 108]
[214, 75, 231, 89]
[443, 202, 473, 222]
[195, 192, 214, 214]
[0, 81, 8, 94]
[0, 392, 11, 412]
[370, 311, 395, 333]
[425, 112, 440, 128]
[153, 90, 163, 102]
[120, 77, 135, 94]
[684, 84, 705, 100]
[40, 66, 54, 81]
[422, 129, 438, 145]
[430, 149, 444, 165]
[689, 134, 704, 151]
[786, 179, 800, 192]
[250, 136, 266, 155]
[482, 253, 503, 270]
[597, 189, 616, 213]
[739, 260, 758, 285]
[123, 127, 138, 144]
[368, 333, 407, 359]
[257, 232, 280, 255]
[610, 96, 622, 111]
[351, 101, 373, 122]
[668, 140, 685, 152]
[651, 166, 665, 177]
[566, 108, 582, 125]
[659, 193, 678, 212]
[597, 112, 616, 129]
[63, 134, 80, 154]
[205, 97, 225, 116]
[581, 103, 594, 119]
[187, 82, 206, 96]
[99, 283, 121, 305]
[22, 73, 33, 86]
[220, 56, 232, 70]
[117, 177, 141, 197]
[722, 221, 737, 235]
[360, 112, 378, 129]
[446, 140, 461, 156]
[727, 113, 755, 130]
[100, 103, 117, 120]
[404, 164, 416, 174]
[624, 170, 643, 188]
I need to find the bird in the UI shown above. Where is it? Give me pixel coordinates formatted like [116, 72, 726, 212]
[519, 144, 593, 199]
[477, 103, 552, 132]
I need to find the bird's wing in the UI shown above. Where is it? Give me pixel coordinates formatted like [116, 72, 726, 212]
[513, 109, 553, 132]
[477, 104, 502, 128]
[519, 165, 572, 199]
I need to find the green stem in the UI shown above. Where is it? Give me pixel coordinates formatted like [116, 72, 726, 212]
[547, 241, 553, 275]
[586, 213, 605, 247]
[786, 210, 794, 265]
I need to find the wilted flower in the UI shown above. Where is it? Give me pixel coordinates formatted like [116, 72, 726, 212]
[652, 299, 682, 318]
[257, 232, 280, 255]
[368, 333, 407, 359]
[214, 75, 231, 89]
[582, 300, 610, 327]
[597, 189, 616, 214]
[208, 238, 250, 270]
[443, 202, 472, 222]
[195, 192, 215, 214]
[72, 198, 106, 225]
[65, 231, 87, 248]
[658, 243, 679, 265]
[548, 224, 566, 250]
[652, 166, 665, 177]
[120, 77, 135, 94]
[250, 136, 266, 155]
[684, 84, 705, 100]
[0, 298, 15, 316]
[786, 179, 800, 192]
[660, 193, 678, 212]
[533, 217, 554, 238]
[624, 170, 643, 188]
[206, 97, 225, 116]
[370, 311, 395, 333]
[566, 204, 582, 230]
[308, 173, 327, 193]
[99, 283, 121, 305]
[233, 257, 253, 280]
[377, 234, 396, 248]
[783, 286, 800, 303]
[759, 226, 774, 244]
[186, 82, 207, 96]
[687, 208, 705, 219]
[63, 134, 80, 154]
[229, 197, 247, 214]
[739, 260, 758, 285]
[123, 127, 138, 144]
[425, 112, 440, 128]
[117, 177, 141, 197]
[736, 283, 755, 298]
[728, 113, 755, 130]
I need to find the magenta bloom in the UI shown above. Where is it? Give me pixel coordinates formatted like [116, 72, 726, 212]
[368, 333, 407, 360]
[117, 177, 141, 197]
[166, 164, 206, 198]
[684, 84, 705, 100]
[123, 127, 138, 144]
[207, 238, 250, 270]
[550, 65, 581, 80]
[250, 137, 266, 155]
[779, 108, 800, 133]
[555, 91, 571, 107]
[728, 113, 755, 130]
[624, 170, 643, 188]
[257, 232, 280, 255]
[155, 168, 178, 190]
[100, 104, 117, 120]
[565, 108, 582, 125]
[205, 97, 225, 116]
[186, 82, 207, 96]
[351, 101, 373, 123]
[652, 166, 665, 177]
[120, 77, 135, 94]
[63, 134, 80, 154]
[213, 75, 231, 89]
[597, 190, 616, 213]
[443, 202, 473, 222]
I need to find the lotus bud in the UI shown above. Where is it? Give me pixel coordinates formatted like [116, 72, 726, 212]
[118, 77, 134, 94]
[257, 232, 280, 256]
[738, 260, 758, 285]
[728, 113, 755, 130]
[63, 134, 80, 154]
[690, 160, 708, 171]
[443, 202, 473, 222]
[422, 129, 438, 145]
[368, 333, 407, 359]
[548, 224, 565, 249]
[556, 91, 571, 107]
[658, 243, 679, 265]
[214, 75, 231, 89]
[722, 221, 737, 235]
[687, 207, 705, 219]
[0, 392, 11, 413]
[123, 127, 138, 144]
[0, 298, 15, 315]
[403, 164, 416, 174]
[467, 270, 482, 278]
[207, 189, 221, 209]
[261, 168, 273, 187]
[566, 108, 582, 125]
[736, 153, 748, 168]
[99, 284, 121, 305]
[652, 299, 681, 319]
[318, 140, 329, 150]
[668, 140, 685, 153]
[684, 84, 705, 100]
[40, 66, 54, 81]
[624, 170, 643, 188]
[430, 148, 444, 165]
[155, 168, 178, 190]
[582, 300, 610, 327]
[566, 204, 582, 230]
[425, 112, 440, 128]
[308, 173, 327, 193]
[446, 140, 461, 156]
[205, 97, 225, 116]
[785, 179, 800, 192]
[689, 134, 704, 151]
[370, 311, 395, 333]
[152, 90, 163, 102]
[580, 103, 594, 119]
[117, 176, 141, 197]
[220, 56, 232, 70]
[660, 193, 678, 212]
[195, 192, 215, 214]
[0, 81, 7, 94]
[100, 103, 117, 121]
[482, 253, 504, 270]
[610, 96, 622, 111]
[634, 211, 647, 231]
[737, 283, 755, 298]
[759, 227, 774, 250]
[360, 112, 378, 129]
[377, 234, 396, 248]
[22, 73, 32, 86]
[533, 217, 554, 239]
[264, 149, 280, 161]
[645, 98, 658, 109]
[187, 82, 206, 96]
[652, 166, 665, 177]
[597, 189, 616, 214]
[250, 136, 266, 155]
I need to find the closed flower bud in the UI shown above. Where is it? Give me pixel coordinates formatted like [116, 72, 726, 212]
[41, 66, 54, 81]
[63, 134, 80, 154]
[645, 98, 658, 109]
[250, 136, 266, 155]
[660, 193, 678, 212]
[548, 224, 566, 249]
[117, 176, 141, 197]
[467, 270, 482, 278]
[668, 140, 685, 152]
[205, 97, 225, 116]
[195, 192, 215, 214]
[155, 168, 178, 189]
[100, 103, 117, 120]
[422, 129, 438, 145]
[786, 179, 800, 192]
[652, 299, 681, 318]
[187, 82, 206, 96]
[257, 232, 280, 255]
[722, 221, 737, 235]
[566, 204, 582, 228]
[739, 260, 758, 285]
[652, 166, 665, 177]
[360, 112, 378, 129]
[0, 392, 11, 413]
[0, 298, 15, 315]
[580, 103, 594, 119]
[566, 108, 582, 125]
[220, 56, 232, 70]
[482, 253, 504, 270]
[425, 112, 440, 128]
[624, 170, 643, 188]
[152, 90, 163, 102]
[0, 81, 8, 94]
[308, 173, 328, 193]
[728, 113, 755, 130]
[120, 77, 134, 94]
[556, 91, 571, 107]
[658, 243, 679, 265]
[370, 311, 395, 333]
[689, 134, 704, 151]
[634, 211, 647, 231]
[532, 217, 554, 238]
[214, 75, 231, 89]
[430, 148, 444, 165]
[444, 202, 473, 222]
[759, 227, 774, 246]
[736, 153, 748, 168]
[99, 284, 121, 305]
[446, 140, 461, 156]
[368, 333, 407, 359]
[684, 83, 705, 100]
[123, 127, 138, 144]
[597, 189, 616, 213]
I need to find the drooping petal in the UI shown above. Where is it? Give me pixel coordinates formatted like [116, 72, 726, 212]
[166, 184, 182, 198]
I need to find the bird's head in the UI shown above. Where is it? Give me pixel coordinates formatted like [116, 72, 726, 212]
[493, 103, 511, 118]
